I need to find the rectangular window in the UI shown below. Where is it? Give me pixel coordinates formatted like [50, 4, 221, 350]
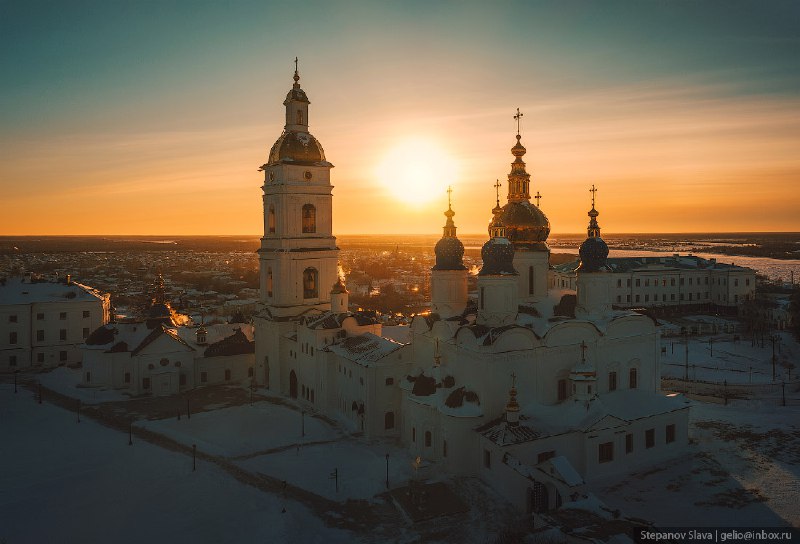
[629, 368, 638, 389]
[671, 294, 676, 301]
[662, 279, 666, 287]
[645, 294, 649, 302]
[666, 424, 676, 444]
[86, 372, 91, 382]
[645, 428, 655, 448]
[59, 350, 67, 361]
[537, 450, 555, 464]
[224, 369, 231, 381]
[688, 293, 693, 301]
[608, 371, 617, 392]
[689, 278, 693, 285]
[626, 295, 630, 302]
[59, 312, 67, 320]
[443, 440, 448, 458]
[200, 372, 208, 383]
[626, 279, 631, 287]
[385, 377, 394, 386]
[36, 330, 44, 341]
[616, 279, 622, 288]
[680, 293, 685, 301]
[635, 294, 640, 303]
[616, 295, 621, 302]
[9, 355, 16, 366]
[662, 294, 666, 302]
[83, 310, 90, 318]
[680, 278, 685, 286]
[142, 377, 150, 390]
[671, 278, 676, 286]
[179, 374, 187, 386]
[746, 279, 750, 286]
[599, 442, 613, 463]
[9, 315, 17, 323]
[37, 353, 44, 363]
[60, 329, 67, 341]
[124, 372, 131, 383]
[626, 433, 633, 453]
[645, 279, 649, 287]
[483, 449, 491, 469]
[635, 279, 640, 287]
[36, 313, 44, 320]
[9, 332, 17, 344]
[83, 327, 90, 339]
[557, 379, 567, 401]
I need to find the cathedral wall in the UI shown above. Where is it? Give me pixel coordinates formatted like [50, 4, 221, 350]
[513, 250, 549, 303]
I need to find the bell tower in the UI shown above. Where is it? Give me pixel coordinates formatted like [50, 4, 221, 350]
[254, 61, 340, 389]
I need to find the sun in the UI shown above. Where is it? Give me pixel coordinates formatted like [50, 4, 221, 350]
[376, 139, 459, 205]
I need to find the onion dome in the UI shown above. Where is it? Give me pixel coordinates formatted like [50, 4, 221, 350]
[330, 277, 349, 294]
[576, 185, 609, 272]
[489, 122, 550, 250]
[433, 189, 466, 271]
[479, 218, 517, 276]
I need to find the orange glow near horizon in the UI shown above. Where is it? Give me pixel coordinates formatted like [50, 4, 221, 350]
[375, 139, 459, 206]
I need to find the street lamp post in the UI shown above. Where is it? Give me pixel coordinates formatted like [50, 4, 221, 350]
[128, 420, 133, 446]
[301, 410, 305, 437]
[38, 382, 42, 404]
[77, 400, 81, 423]
[187, 397, 191, 419]
[770, 334, 779, 382]
[709, 337, 713, 357]
[14, 370, 19, 394]
[684, 331, 689, 382]
[193, 444, 197, 472]
[385, 454, 390, 489]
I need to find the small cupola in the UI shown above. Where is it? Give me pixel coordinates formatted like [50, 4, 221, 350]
[569, 341, 597, 402]
[196, 325, 208, 345]
[505, 373, 520, 426]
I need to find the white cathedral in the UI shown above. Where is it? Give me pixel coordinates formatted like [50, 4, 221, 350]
[253, 66, 689, 514]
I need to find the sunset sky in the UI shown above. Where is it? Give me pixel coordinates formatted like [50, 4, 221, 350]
[1, 1, 798, 235]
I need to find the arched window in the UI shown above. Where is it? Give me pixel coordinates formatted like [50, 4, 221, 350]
[425, 431, 432, 447]
[629, 368, 638, 389]
[529, 266, 534, 295]
[384, 412, 395, 430]
[303, 268, 318, 299]
[302, 204, 316, 233]
[412, 427, 416, 443]
[267, 267, 273, 298]
[268, 205, 276, 234]
[297, 109, 303, 125]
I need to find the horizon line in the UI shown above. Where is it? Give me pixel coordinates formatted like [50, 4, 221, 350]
[1, 231, 799, 238]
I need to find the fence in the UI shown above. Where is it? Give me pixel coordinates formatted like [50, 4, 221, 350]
[662, 377, 800, 405]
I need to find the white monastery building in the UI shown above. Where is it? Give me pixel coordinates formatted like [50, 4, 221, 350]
[0, 274, 110, 371]
[81, 276, 255, 396]
[253, 65, 689, 514]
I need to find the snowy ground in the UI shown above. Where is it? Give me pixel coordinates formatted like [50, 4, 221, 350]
[0, 384, 357, 544]
[660, 327, 798, 385]
[592, 398, 800, 528]
[138, 402, 341, 457]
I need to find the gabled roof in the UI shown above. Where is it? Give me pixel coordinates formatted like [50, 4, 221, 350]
[478, 415, 540, 446]
[202, 327, 254, 357]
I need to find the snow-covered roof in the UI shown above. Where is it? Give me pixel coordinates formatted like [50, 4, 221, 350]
[1, 276, 105, 305]
[328, 332, 403, 366]
[176, 324, 254, 350]
[522, 390, 689, 437]
[84, 323, 194, 355]
[479, 417, 539, 445]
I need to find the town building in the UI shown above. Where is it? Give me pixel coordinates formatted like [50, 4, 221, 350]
[551, 255, 756, 314]
[253, 66, 689, 514]
[81, 277, 254, 395]
[0, 274, 110, 371]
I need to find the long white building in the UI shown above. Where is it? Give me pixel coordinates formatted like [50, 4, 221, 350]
[0, 275, 110, 371]
[253, 66, 689, 514]
[551, 255, 756, 313]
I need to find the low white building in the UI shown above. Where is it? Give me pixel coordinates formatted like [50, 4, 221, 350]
[551, 255, 756, 314]
[1, 275, 110, 371]
[81, 322, 255, 396]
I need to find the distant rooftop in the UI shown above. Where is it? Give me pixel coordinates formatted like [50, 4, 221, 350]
[553, 254, 753, 274]
[0, 276, 106, 305]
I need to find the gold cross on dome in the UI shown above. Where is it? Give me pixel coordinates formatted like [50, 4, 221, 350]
[590, 184, 597, 208]
[447, 185, 453, 208]
[534, 191, 542, 207]
[294, 56, 298, 72]
[514, 108, 523, 135]
[494, 179, 501, 206]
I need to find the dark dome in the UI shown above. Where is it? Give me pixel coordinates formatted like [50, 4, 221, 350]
[491, 201, 550, 249]
[479, 237, 517, 276]
[148, 303, 171, 319]
[268, 131, 327, 165]
[434, 236, 466, 270]
[577, 236, 609, 272]
[284, 88, 309, 103]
